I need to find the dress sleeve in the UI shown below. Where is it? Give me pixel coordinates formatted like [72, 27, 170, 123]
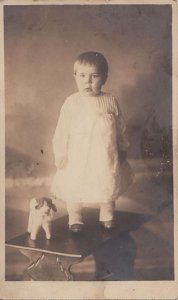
[52, 99, 71, 166]
[115, 99, 130, 151]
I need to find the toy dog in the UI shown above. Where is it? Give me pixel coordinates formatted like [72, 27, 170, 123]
[28, 197, 57, 240]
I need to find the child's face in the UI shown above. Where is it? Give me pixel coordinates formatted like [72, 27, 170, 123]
[74, 64, 106, 96]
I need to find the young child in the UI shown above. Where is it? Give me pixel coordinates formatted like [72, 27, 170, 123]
[51, 52, 130, 233]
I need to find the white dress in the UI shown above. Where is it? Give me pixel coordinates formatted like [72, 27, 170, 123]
[51, 92, 130, 203]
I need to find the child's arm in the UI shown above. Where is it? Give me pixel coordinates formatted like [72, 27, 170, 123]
[52, 100, 71, 169]
[115, 100, 130, 163]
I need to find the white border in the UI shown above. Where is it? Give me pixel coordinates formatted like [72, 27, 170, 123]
[1, 1, 178, 299]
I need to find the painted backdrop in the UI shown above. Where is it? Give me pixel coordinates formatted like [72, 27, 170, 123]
[5, 4, 172, 184]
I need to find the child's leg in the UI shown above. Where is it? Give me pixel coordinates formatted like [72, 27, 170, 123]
[66, 202, 83, 225]
[99, 201, 115, 222]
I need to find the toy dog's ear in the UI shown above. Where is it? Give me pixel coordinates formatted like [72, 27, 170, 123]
[43, 197, 57, 212]
[51, 203, 57, 212]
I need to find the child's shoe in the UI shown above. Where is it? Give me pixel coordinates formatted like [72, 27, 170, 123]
[100, 220, 115, 230]
[69, 224, 84, 233]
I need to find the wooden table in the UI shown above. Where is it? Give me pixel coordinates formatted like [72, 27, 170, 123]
[6, 208, 152, 281]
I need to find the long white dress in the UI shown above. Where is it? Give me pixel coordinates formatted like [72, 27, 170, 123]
[51, 92, 130, 203]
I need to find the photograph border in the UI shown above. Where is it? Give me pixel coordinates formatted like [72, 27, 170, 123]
[1, 0, 178, 299]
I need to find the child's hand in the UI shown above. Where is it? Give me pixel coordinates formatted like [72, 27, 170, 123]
[55, 157, 68, 169]
[119, 151, 127, 164]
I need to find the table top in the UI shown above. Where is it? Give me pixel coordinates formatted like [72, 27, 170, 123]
[6, 208, 151, 258]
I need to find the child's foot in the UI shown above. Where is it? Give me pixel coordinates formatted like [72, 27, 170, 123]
[69, 224, 84, 233]
[100, 220, 115, 230]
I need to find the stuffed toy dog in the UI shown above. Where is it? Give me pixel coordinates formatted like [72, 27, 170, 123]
[28, 197, 57, 240]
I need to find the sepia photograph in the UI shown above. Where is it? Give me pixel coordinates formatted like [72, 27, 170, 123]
[1, 0, 178, 299]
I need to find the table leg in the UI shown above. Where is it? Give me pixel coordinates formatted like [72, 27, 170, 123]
[20, 249, 83, 281]
[56, 256, 82, 281]
[23, 253, 45, 280]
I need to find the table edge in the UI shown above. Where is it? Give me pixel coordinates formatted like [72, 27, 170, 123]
[5, 243, 83, 258]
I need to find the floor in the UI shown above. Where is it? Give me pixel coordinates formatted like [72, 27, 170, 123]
[5, 158, 174, 281]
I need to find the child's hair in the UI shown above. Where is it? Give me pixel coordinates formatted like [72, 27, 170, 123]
[74, 51, 108, 77]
